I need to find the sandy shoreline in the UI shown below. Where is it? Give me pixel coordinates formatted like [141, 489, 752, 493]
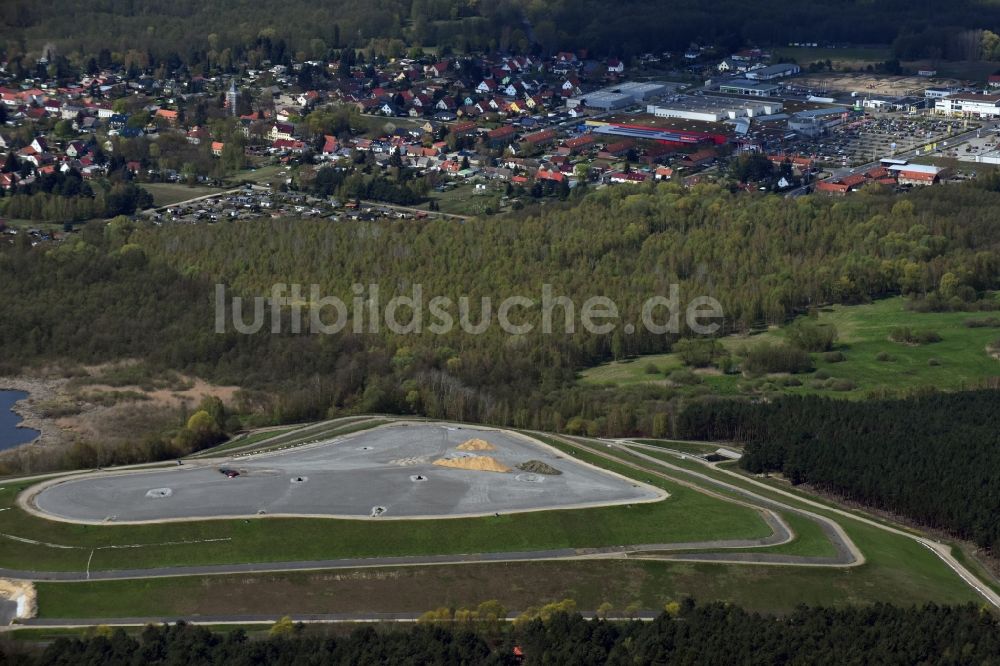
[0, 377, 67, 448]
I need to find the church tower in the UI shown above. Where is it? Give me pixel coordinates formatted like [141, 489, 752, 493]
[226, 79, 238, 116]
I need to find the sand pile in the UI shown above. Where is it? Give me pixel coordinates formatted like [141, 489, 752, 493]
[456, 438, 496, 451]
[433, 455, 511, 473]
[516, 460, 562, 475]
[0, 579, 36, 619]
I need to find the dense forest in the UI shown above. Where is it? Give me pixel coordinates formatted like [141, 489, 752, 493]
[2, 183, 999, 447]
[5, 0, 1000, 66]
[0, 170, 152, 222]
[6, 603, 1000, 665]
[677, 390, 1000, 552]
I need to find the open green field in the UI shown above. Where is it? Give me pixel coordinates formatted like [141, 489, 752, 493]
[356, 114, 428, 138]
[142, 182, 226, 207]
[231, 164, 285, 186]
[580, 296, 1000, 398]
[425, 183, 503, 216]
[772, 46, 890, 68]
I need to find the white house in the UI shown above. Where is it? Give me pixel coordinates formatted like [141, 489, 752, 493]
[269, 123, 295, 141]
[935, 93, 1000, 118]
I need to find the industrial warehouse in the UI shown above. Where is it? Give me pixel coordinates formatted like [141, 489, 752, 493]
[565, 81, 679, 110]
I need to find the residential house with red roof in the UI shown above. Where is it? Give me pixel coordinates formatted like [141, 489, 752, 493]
[155, 108, 179, 125]
[535, 167, 566, 182]
[321, 135, 339, 154]
[609, 171, 648, 183]
[450, 120, 478, 137]
[429, 61, 450, 78]
[521, 128, 556, 147]
[680, 148, 717, 167]
[487, 125, 518, 147]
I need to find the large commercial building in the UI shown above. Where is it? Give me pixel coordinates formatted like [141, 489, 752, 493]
[935, 93, 1000, 118]
[744, 63, 801, 80]
[646, 96, 783, 122]
[718, 79, 781, 97]
[566, 81, 673, 110]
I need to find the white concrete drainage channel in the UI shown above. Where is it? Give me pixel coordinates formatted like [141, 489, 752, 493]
[145, 488, 173, 498]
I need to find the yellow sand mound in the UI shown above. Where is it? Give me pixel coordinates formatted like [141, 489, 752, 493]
[456, 438, 496, 451]
[433, 455, 511, 473]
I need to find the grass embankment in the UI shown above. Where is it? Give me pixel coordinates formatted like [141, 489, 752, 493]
[631, 439, 726, 455]
[0, 437, 768, 573]
[32, 434, 981, 618]
[194, 416, 379, 457]
[35, 522, 978, 619]
[541, 437, 835, 559]
[603, 442, 981, 606]
[580, 296, 1000, 397]
[195, 426, 302, 456]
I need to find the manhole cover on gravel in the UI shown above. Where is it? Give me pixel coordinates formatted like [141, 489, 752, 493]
[290, 476, 308, 484]
[409, 474, 428, 482]
[515, 473, 545, 483]
[145, 488, 173, 498]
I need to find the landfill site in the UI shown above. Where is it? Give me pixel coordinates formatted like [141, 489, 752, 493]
[26, 423, 663, 523]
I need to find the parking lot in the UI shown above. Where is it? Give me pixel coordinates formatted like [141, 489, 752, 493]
[773, 115, 969, 166]
[147, 186, 426, 224]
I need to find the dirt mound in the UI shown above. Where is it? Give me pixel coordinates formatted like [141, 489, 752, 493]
[456, 438, 496, 451]
[516, 460, 562, 475]
[0, 579, 36, 619]
[433, 455, 511, 473]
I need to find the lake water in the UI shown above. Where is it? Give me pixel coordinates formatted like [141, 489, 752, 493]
[0, 390, 40, 450]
